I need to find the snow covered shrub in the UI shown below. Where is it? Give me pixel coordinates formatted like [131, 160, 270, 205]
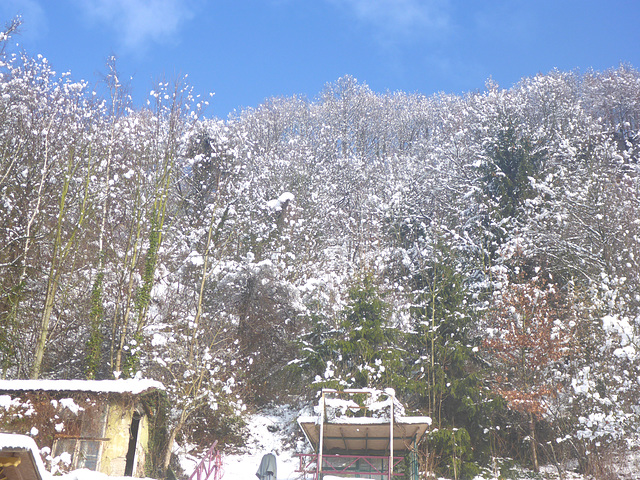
[0, 391, 103, 474]
[0, 393, 60, 444]
[180, 397, 246, 449]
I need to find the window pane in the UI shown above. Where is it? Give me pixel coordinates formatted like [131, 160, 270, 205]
[77, 440, 101, 470]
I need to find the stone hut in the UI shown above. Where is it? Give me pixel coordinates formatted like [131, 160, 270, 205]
[0, 379, 164, 477]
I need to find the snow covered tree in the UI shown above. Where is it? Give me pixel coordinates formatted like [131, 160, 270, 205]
[483, 269, 575, 472]
[85, 57, 127, 379]
[479, 115, 546, 258]
[140, 118, 246, 473]
[299, 274, 404, 391]
[0, 42, 101, 378]
[113, 79, 196, 378]
[216, 255, 304, 403]
[30, 138, 93, 379]
[402, 236, 491, 478]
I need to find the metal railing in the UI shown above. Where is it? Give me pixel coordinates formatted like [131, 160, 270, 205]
[189, 441, 223, 480]
[296, 453, 405, 480]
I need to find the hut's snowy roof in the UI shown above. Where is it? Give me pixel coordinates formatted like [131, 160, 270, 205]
[0, 433, 48, 480]
[0, 379, 163, 395]
[298, 414, 431, 453]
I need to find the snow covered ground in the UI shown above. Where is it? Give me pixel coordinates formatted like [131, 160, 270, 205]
[177, 405, 307, 480]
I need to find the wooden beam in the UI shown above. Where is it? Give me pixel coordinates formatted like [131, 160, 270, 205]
[54, 435, 111, 441]
[389, 395, 394, 480]
[339, 428, 349, 451]
[317, 391, 326, 480]
[317, 435, 410, 442]
[0, 457, 21, 467]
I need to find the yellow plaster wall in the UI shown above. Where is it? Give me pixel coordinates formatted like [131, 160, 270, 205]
[134, 411, 150, 476]
[100, 402, 131, 476]
[99, 402, 149, 477]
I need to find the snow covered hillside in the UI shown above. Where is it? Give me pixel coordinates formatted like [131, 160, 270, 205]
[177, 405, 305, 480]
[2, 23, 640, 478]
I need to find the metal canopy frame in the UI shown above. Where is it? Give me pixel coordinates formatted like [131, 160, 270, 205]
[297, 389, 430, 480]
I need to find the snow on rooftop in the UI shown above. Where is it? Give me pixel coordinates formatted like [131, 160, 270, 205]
[0, 432, 40, 451]
[0, 433, 50, 479]
[297, 414, 432, 426]
[299, 388, 432, 427]
[0, 379, 164, 395]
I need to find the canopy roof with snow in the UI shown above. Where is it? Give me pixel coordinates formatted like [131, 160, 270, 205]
[298, 388, 431, 455]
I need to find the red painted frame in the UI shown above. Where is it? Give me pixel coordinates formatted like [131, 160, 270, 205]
[189, 441, 223, 480]
[296, 453, 405, 480]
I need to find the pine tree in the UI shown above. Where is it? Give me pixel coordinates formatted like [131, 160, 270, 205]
[299, 274, 404, 391]
[406, 241, 490, 478]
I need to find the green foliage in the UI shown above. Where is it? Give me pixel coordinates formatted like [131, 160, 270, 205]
[479, 117, 546, 256]
[290, 312, 335, 384]
[429, 427, 479, 480]
[494, 458, 543, 480]
[482, 119, 544, 221]
[297, 274, 405, 391]
[406, 240, 500, 467]
[86, 269, 104, 379]
[123, 212, 162, 379]
[135, 212, 161, 323]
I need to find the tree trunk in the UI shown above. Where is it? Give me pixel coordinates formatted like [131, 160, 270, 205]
[112, 205, 144, 374]
[31, 149, 90, 378]
[162, 410, 187, 474]
[30, 271, 59, 378]
[529, 413, 539, 473]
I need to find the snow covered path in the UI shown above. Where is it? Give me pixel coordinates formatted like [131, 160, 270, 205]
[179, 405, 305, 480]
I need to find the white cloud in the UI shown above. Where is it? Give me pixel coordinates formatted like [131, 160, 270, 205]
[328, 0, 450, 44]
[75, 0, 197, 52]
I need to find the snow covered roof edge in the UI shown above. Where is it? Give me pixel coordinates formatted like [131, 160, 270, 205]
[0, 433, 49, 479]
[297, 415, 432, 426]
[0, 379, 164, 395]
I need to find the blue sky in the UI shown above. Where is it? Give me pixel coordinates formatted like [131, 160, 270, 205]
[2, 0, 640, 119]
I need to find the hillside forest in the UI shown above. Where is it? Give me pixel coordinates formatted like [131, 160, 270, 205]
[1, 19, 639, 480]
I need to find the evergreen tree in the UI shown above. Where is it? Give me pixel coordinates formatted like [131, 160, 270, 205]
[298, 274, 404, 391]
[406, 241, 492, 478]
[479, 116, 546, 256]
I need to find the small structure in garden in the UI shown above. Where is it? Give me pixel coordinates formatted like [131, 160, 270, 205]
[0, 379, 164, 477]
[0, 433, 47, 480]
[297, 388, 431, 480]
